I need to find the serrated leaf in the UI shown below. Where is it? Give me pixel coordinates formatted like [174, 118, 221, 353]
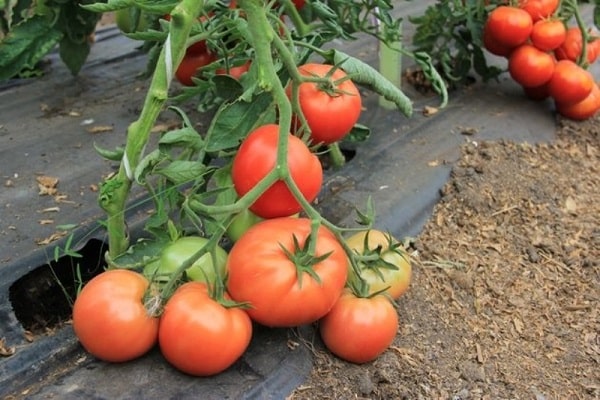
[205, 91, 274, 152]
[156, 160, 206, 184]
[0, 15, 63, 81]
[81, 0, 135, 13]
[322, 49, 413, 117]
[159, 127, 204, 150]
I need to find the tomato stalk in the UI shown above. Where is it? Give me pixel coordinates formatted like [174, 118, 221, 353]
[101, 0, 206, 261]
[564, 0, 591, 67]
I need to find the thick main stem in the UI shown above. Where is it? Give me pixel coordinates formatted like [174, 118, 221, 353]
[101, 0, 205, 260]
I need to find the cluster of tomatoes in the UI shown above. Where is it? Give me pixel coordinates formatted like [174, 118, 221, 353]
[71, 61, 410, 375]
[483, 1, 600, 120]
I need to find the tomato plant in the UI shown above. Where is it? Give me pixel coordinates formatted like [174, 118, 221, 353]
[226, 217, 348, 327]
[346, 230, 412, 300]
[72, 269, 159, 363]
[547, 60, 594, 105]
[485, 6, 533, 49]
[231, 124, 323, 219]
[287, 63, 362, 145]
[319, 289, 398, 364]
[555, 82, 600, 120]
[144, 236, 228, 284]
[530, 19, 566, 51]
[158, 282, 252, 376]
[508, 44, 555, 88]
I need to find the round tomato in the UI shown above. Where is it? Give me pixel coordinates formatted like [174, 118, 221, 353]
[287, 63, 362, 145]
[158, 282, 252, 376]
[175, 51, 216, 86]
[115, 8, 148, 34]
[547, 60, 594, 105]
[216, 60, 251, 80]
[346, 230, 412, 300]
[226, 208, 264, 242]
[226, 217, 348, 327]
[484, 6, 533, 49]
[72, 269, 159, 363]
[144, 236, 228, 284]
[483, 24, 514, 57]
[519, 0, 559, 22]
[530, 19, 566, 51]
[231, 124, 323, 218]
[556, 83, 600, 120]
[319, 290, 398, 364]
[554, 27, 599, 64]
[508, 44, 555, 88]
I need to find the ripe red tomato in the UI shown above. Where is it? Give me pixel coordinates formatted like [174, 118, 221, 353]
[530, 19, 566, 51]
[346, 230, 412, 300]
[554, 27, 600, 64]
[483, 24, 514, 57]
[72, 269, 159, 362]
[547, 60, 594, 105]
[484, 6, 533, 49]
[508, 44, 555, 88]
[158, 282, 252, 376]
[226, 217, 348, 327]
[319, 290, 398, 364]
[555, 83, 600, 120]
[216, 60, 251, 80]
[519, 0, 559, 22]
[175, 51, 216, 86]
[231, 124, 323, 218]
[287, 63, 362, 145]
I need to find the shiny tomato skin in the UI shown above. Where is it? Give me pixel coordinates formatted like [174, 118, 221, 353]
[530, 19, 566, 51]
[319, 290, 398, 364]
[556, 83, 600, 120]
[72, 269, 159, 363]
[508, 44, 555, 88]
[483, 24, 514, 57]
[216, 61, 251, 80]
[231, 124, 323, 218]
[288, 63, 362, 145]
[519, 0, 559, 22]
[226, 217, 348, 327]
[175, 51, 216, 86]
[554, 27, 599, 64]
[548, 60, 594, 105]
[346, 230, 412, 300]
[485, 6, 533, 49]
[144, 236, 228, 284]
[158, 282, 252, 376]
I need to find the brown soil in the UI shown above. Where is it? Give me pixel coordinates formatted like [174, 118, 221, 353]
[291, 115, 600, 399]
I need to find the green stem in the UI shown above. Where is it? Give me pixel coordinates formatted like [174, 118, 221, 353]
[328, 142, 346, 168]
[570, 0, 590, 68]
[101, 0, 205, 260]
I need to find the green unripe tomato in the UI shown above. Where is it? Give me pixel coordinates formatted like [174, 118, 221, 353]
[144, 236, 228, 284]
[115, 8, 148, 34]
[226, 209, 264, 242]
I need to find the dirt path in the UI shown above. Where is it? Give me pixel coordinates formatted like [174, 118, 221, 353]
[291, 115, 600, 399]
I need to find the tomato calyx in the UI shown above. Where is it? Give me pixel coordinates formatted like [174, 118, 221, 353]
[278, 232, 333, 287]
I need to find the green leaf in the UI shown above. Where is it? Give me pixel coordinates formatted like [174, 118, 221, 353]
[344, 123, 370, 144]
[205, 91, 274, 152]
[94, 143, 125, 161]
[0, 15, 62, 81]
[322, 49, 413, 117]
[135, 149, 162, 184]
[159, 127, 204, 150]
[58, 36, 90, 76]
[81, 0, 136, 13]
[156, 160, 207, 184]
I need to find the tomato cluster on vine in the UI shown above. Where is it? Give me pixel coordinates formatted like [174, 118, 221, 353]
[483, 1, 600, 120]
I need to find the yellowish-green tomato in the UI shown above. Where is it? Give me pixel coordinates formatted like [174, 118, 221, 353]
[115, 8, 149, 34]
[346, 230, 412, 299]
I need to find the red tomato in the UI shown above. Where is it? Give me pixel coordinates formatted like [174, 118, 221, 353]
[293, 0, 306, 8]
[72, 269, 159, 363]
[519, 0, 559, 22]
[554, 27, 600, 64]
[484, 6, 533, 49]
[287, 63, 362, 145]
[231, 124, 323, 218]
[548, 60, 594, 105]
[175, 51, 216, 86]
[556, 83, 600, 120]
[483, 24, 514, 57]
[508, 44, 555, 88]
[346, 230, 412, 300]
[216, 60, 251, 80]
[158, 282, 252, 376]
[319, 290, 398, 364]
[226, 217, 348, 327]
[530, 19, 566, 51]
[523, 83, 550, 101]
